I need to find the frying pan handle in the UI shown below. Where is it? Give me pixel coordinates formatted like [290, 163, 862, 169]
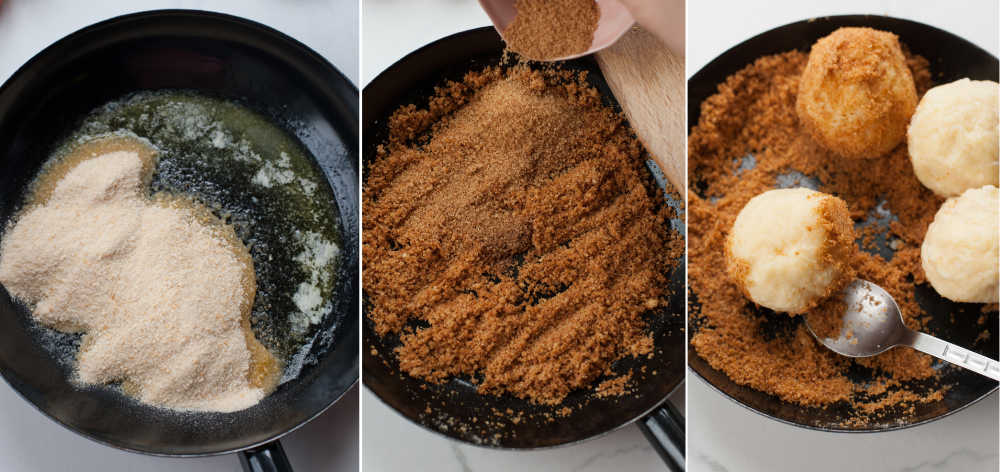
[238, 441, 294, 472]
[638, 400, 685, 471]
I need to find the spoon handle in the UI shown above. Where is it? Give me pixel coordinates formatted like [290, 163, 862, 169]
[904, 330, 1000, 381]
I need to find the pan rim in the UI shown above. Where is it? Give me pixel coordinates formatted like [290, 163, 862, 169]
[686, 13, 999, 433]
[361, 381, 684, 451]
[0, 8, 359, 457]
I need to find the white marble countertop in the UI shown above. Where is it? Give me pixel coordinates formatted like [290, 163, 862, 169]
[687, 0, 998, 77]
[0, 1, 359, 471]
[361, 1, 685, 471]
[362, 0, 491, 85]
[687, 1, 999, 471]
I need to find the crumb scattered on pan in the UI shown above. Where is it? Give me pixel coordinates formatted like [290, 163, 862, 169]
[364, 65, 682, 406]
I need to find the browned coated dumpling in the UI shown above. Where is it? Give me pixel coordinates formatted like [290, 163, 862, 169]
[796, 27, 917, 159]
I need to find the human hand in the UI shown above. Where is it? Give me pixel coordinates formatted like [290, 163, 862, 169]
[614, 0, 685, 55]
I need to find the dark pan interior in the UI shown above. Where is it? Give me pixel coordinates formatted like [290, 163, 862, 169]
[362, 27, 685, 448]
[0, 11, 359, 455]
[687, 15, 999, 432]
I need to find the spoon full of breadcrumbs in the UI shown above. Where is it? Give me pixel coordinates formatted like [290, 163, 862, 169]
[479, 0, 636, 61]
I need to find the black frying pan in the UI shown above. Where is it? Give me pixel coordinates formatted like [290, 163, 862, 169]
[362, 27, 685, 469]
[0, 10, 359, 470]
[688, 15, 999, 432]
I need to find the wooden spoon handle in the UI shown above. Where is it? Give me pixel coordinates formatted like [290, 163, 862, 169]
[595, 27, 685, 194]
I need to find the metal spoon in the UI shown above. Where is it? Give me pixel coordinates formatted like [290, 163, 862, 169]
[804, 279, 1000, 381]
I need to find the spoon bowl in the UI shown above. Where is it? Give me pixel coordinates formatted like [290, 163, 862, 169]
[477, 0, 635, 61]
[805, 279, 907, 357]
[806, 279, 1000, 380]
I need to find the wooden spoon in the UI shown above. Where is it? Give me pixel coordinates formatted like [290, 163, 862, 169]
[595, 27, 685, 194]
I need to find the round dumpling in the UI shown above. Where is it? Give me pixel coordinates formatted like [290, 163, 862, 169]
[921, 185, 999, 303]
[796, 27, 917, 159]
[726, 188, 857, 314]
[908, 79, 999, 197]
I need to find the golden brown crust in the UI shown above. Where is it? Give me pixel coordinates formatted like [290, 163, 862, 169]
[796, 27, 918, 159]
[813, 194, 859, 303]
